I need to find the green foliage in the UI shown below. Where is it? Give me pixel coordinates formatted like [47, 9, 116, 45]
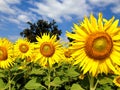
[0, 59, 118, 90]
[50, 77, 63, 86]
[25, 78, 45, 90]
[71, 84, 84, 90]
[65, 67, 80, 77]
[0, 79, 5, 89]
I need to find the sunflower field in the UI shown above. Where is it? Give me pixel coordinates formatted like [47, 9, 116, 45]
[1, 13, 120, 90]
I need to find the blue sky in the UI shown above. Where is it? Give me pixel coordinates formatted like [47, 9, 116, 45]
[0, 0, 120, 41]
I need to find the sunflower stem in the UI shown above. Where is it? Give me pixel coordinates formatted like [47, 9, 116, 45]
[48, 67, 51, 90]
[8, 69, 12, 90]
[88, 75, 98, 90]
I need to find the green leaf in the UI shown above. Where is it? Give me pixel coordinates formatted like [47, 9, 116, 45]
[99, 77, 113, 85]
[66, 68, 79, 77]
[0, 72, 5, 78]
[51, 77, 63, 86]
[102, 84, 112, 90]
[29, 68, 45, 75]
[25, 78, 44, 89]
[71, 84, 84, 90]
[0, 79, 5, 89]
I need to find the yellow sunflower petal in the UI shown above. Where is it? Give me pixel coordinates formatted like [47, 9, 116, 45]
[82, 57, 93, 74]
[104, 16, 115, 31]
[90, 60, 99, 76]
[66, 31, 85, 41]
[107, 19, 119, 34]
[48, 58, 53, 68]
[114, 45, 120, 51]
[106, 58, 119, 74]
[103, 18, 108, 23]
[98, 13, 103, 31]
[84, 16, 96, 33]
[69, 43, 84, 50]
[72, 49, 85, 60]
[73, 51, 86, 65]
[99, 61, 108, 74]
[81, 21, 91, 34]
[110, 50, 120, 65]
[113, 42, 120, 46]
[73, 24, 87, 37]
[90, 13, 98, 31]
[112, 35, 120, 41]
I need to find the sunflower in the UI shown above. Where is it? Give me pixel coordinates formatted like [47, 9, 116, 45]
[66, 13, 120, 76]
[63, 48, 74, 64]
[0, 38, 14, 69]
[34, 33, 64, 68]
[25, 53, 37, 62]
[14, 38, 34, 60]
[113, 76, 120, 87]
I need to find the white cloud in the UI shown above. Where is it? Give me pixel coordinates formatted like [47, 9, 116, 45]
[30, 0, 91, 22]
[60, 35, 69, 43]
[18, 14, 30, 22]
[0, 0, 16, 14]
[5, 0, 21, 4]
[0, 0, 37, 30]
[88, 0, 118, 7]
[8, 35, 22, 42]
[0, 0, 21, 14]
[89, 0, 120, 14]
[111, 3, 120, 14]
[7, 17, 20, 24]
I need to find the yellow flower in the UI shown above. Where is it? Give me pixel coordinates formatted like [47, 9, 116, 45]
[66, 13, 120, 76]
[0, 38, 14, 69]
[113, 76, 120, 87]
[63, 48, 74, 64]
[14, 38, 34, 59]
[25, 53, 37, 62]
[34, 33, 64, 68]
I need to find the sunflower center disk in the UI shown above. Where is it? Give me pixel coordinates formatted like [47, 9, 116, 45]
[19, 44, 29, 53]
[0, 47, 8, 60]
[93, 38, 107, 52]
[64, 51, 71, 58]
[85, 32, 113, 60]
[40, 42, 55, 57]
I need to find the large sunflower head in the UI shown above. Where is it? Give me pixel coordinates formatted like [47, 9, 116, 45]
[0, 38, 14, 69]
[66, 13, 120, 76]
[34, 33, 64, 68]
[14, 38, 34, 60]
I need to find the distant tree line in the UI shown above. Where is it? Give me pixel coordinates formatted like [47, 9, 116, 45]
[20, 20, 62, 42]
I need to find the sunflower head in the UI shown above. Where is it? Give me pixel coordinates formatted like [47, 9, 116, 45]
[0, 38, 14, 69]
[62, 48, 74, 64]
[35, 33, 64, 67]
[66, 13, 120, 76]
[14, 38, 34, 59]
[64, 49, 72, 58]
